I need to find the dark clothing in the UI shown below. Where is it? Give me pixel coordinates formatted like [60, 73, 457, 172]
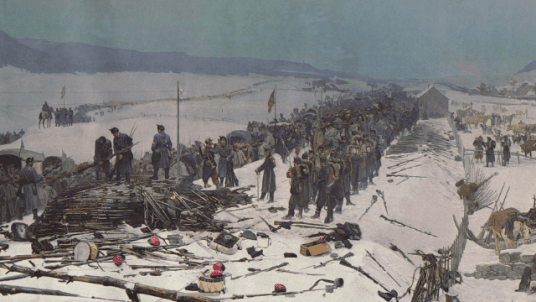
[256, 155, 276, 193]
[68, 109, 74, 125]
[19, 164, 43, 211]
[151, 131, 173, 169]
[42, 103, 50, 113]
[215, 144, 234, 179]
[200, 145, 218, 185]
[485, 140, 496, 164]
[95, 137, 113, 180]
[473, 139, 484, 159]
[113, 133, 133, 174]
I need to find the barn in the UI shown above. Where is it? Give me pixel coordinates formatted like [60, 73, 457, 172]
[416, 86, 449, 120]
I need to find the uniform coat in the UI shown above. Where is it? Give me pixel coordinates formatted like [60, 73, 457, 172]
[94, 137, 113, 173]
[151, 131, 173, 169]
[215, 144, 234, 179]
[256, 155, 276, 193]
[19, 164, 43, 211]
[113, 133, 133, 174]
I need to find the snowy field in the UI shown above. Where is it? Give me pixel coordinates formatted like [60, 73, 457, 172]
[3, 78, 536, 301]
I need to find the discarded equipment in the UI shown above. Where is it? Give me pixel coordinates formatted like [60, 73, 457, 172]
[300, 239, 331, 257]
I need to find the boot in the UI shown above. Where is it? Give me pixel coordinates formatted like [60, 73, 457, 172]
[324, 212, 334, 224]
[282, 213, 293, 220]
[164, 168, 170, 180]
[125, 173, 131, 184]
[18, 208, 24, 220]
[311, 206, 321, 219]
[268, 192, 275, 203]
[151, 168, 159, 180]
[346, 194, 355, 205]
[296, 208, 303, 219]
[32, 209, 39, 221]
[334, 205, 342, 214]
[113, 172, 121, 181]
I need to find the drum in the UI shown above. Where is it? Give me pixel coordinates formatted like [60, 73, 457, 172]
[198, 276, 225, 293]
[74, 241, 99, 261]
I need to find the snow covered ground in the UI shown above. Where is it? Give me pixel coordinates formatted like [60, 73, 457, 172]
[3, 81, 536, 301]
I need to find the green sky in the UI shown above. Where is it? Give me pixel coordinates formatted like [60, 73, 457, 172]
[1, 0, 536, 79]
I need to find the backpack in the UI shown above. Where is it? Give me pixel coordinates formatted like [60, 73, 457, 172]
[335, 222, 362, 241]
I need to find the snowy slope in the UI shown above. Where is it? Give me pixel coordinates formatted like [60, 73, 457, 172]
[0, 114, 474, 302]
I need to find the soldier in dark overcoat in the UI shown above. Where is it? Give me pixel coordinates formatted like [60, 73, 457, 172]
[151, 125, 173, 180]
[485, 137, 496, 167]
[200, 138, 219, 188]
[19, 157, 43, 221]
[94, 136, 113, 181]
[255, 148, 276, 202]
[311, 156, 337, 224]
[110, 127, 133, 183]
[215, 137, 234, 186]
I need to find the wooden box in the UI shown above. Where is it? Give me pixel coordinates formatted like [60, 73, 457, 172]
[300, 240, 331, 256]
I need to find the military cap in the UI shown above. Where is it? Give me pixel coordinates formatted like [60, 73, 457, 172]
[109, 127, 119, 134]
[157, 124, 165, 131]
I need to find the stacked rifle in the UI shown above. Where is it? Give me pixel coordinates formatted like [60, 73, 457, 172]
[36, 182, 144, 237]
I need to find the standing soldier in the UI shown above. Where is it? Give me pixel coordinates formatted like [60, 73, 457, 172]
[215, 137, 234, 187]
[151, 125, 173, 180]
[68, 108, 74, 126]
[55, 108, 60, 127]
[94, 136, 113, 181]
[337, 150, 354, 208]
[200, 138, 219, 188]
[473, 136, 484, 163]
[0, 164, 7, 224]
[501, 135, 511, 166]
[255, 148, 276, 202]
[5, 166, 19, 221]
[110, 127, 133, 183]
[311, 157, 337, 223]
[485, 137, 496, 168]
[19, 157, 43, 221]
[283, 157, 303, 219]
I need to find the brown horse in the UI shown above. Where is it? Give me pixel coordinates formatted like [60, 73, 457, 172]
[38, 111, 51, 129]
[485, 208, 530, 255]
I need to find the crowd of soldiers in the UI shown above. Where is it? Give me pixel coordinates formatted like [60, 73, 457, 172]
[472, 135, 511, 167]
[179, 85, 419, 223]
[42, 102, 74, 127]
[0, 129, 24, 145]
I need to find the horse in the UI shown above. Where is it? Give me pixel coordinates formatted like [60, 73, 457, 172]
[485, 208, 530, 255]
[38, 111, 50, 129]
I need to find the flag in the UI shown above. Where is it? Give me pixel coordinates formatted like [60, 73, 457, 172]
[267, 89, 275, 113]
[61, 86, 65, 99]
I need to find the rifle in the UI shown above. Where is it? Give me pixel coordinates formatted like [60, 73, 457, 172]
[259, 216, 280, 233]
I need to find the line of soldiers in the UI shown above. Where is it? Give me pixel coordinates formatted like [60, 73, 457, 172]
[0, 130, 24, 145]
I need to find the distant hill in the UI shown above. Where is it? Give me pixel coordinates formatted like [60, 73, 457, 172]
[517, 61, 536, 74]
[0, 30, 377, 82]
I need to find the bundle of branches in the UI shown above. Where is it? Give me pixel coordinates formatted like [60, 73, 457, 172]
[465, 164, 497, 214]
[385, 124, 452, 156]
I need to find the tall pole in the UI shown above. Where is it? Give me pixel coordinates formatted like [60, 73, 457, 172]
[274, 85, 277, 125]
[177, 81, 181, 180]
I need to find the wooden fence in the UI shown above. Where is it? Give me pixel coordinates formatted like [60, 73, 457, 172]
[411, 116, 470, 301]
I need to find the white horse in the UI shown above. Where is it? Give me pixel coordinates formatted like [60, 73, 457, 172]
[38, 111, 51, 129]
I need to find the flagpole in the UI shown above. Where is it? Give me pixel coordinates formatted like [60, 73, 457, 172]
[64, 86, 66, 108]
[177, 81, 181, 181]
[274, 85, 277, 125]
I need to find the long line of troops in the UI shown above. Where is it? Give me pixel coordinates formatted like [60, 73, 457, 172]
[177, 92, 419, 223]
